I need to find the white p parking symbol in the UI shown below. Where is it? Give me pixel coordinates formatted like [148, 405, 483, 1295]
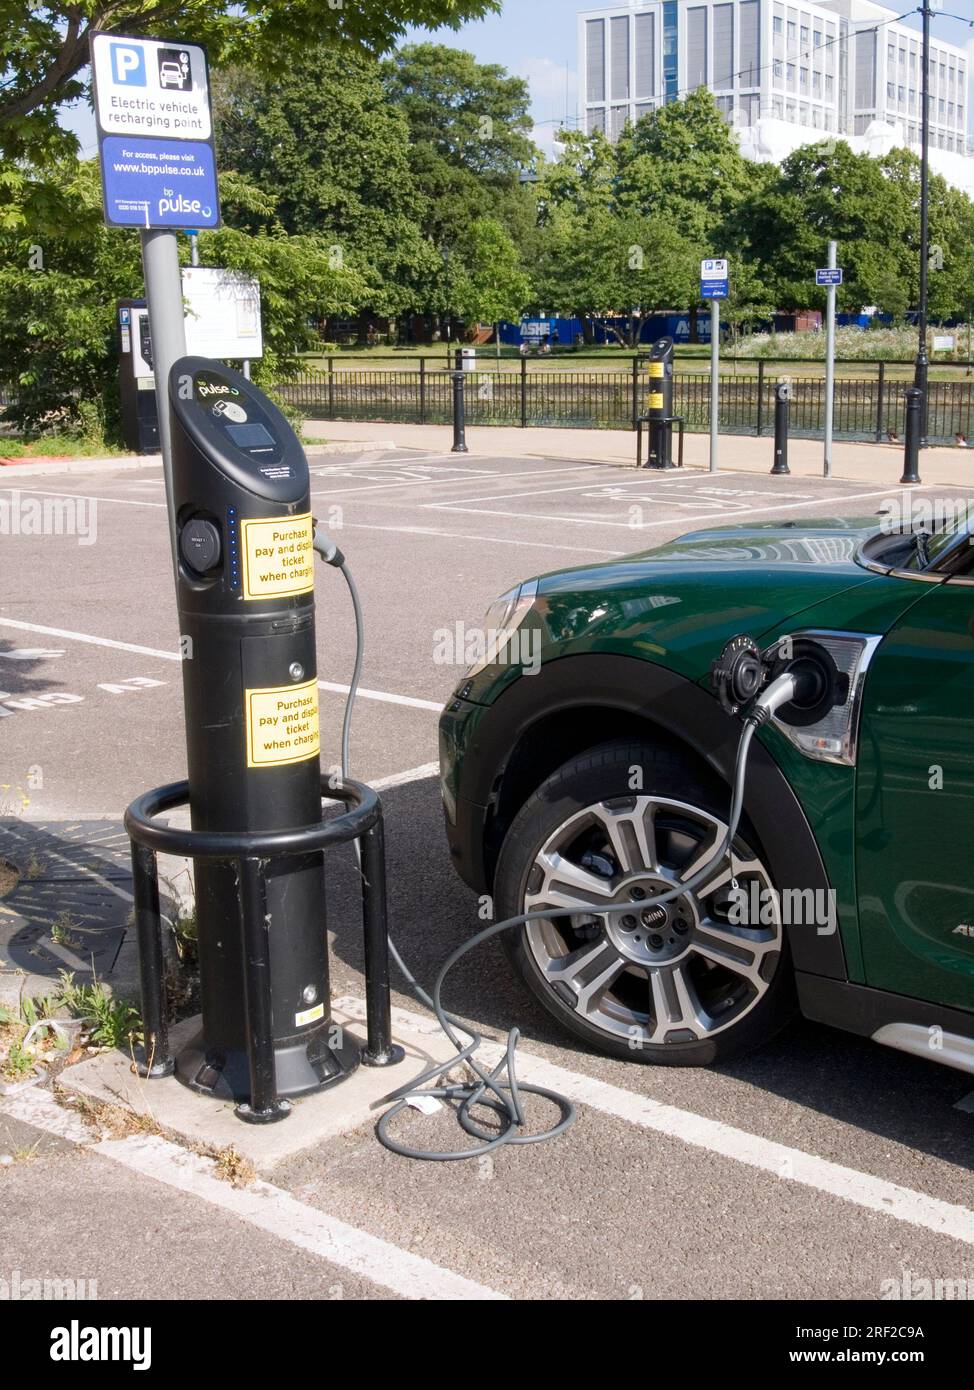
[111, 43, 145, 85]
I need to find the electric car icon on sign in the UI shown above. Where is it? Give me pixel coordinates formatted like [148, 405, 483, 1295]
[439, 510, 974, 1076]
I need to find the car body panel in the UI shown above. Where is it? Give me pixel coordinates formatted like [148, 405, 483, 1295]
[855, 581, 974, 1011]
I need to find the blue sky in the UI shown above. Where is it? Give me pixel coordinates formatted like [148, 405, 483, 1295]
[65, 0, 974, 156]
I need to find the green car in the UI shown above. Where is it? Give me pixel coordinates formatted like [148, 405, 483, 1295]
[439, 511, 974, 1071]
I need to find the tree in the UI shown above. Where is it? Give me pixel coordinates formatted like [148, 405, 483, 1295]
[613, 90, 754, 246]
[214, 46, 438, 320]
[742, 141, 915, 312]
[719, 258, 776, 343]
[0, 0, 500, 165]
[535, 207, 700, 348]
[449, 217, 530, 325]
[539, 93, 754, 342]
[0, 159, 366, 434]
[382, 44, 535, 253]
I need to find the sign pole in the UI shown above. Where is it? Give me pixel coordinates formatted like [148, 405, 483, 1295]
[824, 239, 837, 479]
[140, 228, 187, 570]
[700, 258, 729, 475]
[710, 298, 719, 473]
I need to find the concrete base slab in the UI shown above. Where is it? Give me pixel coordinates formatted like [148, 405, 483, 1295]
[57, 998, 462, 1170]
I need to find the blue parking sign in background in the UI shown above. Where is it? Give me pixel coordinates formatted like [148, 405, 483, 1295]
[100, 136, 220, 228]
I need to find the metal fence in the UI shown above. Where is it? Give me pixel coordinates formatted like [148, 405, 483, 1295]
[275, 360, 974, 444]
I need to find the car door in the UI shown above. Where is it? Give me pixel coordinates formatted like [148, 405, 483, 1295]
[856, 572, 974, 1012]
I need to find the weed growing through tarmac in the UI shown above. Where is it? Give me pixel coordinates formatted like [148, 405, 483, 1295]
[50, 911, 83, 949]
[63, 1089, 161, 1141]
[213, 1146, 257, 1189]
[55, 971, 142, 1050]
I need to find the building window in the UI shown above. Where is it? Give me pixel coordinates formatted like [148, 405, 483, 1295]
[787, 21, 796, 42]
[887, 82, 895, 102]
[686, 6, 708, 91]
[586, 19, 606, 104]
[773, 16, 783, 36]
[662, 0, 678, 102]
[939, 98, 946, 118]
[801, 68, 808, 90]
[909, 89, 916, 111]
[812, 70, 822, 95]
[787, 62, 796, 85]
[898, 86, 905, 104]
[774, 59, 784, 80]
[773, 97, 783, 116]
[814, 29, 822, 49]
[825, 74, 834, 99]
[801, 26, 809, 47]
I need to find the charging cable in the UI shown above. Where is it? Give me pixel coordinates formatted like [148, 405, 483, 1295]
[314, 527, 786, 1161]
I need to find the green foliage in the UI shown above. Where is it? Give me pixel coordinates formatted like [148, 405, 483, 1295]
[450, 218, 531, 325]
[0, 157, 364, 435]
[535, 207, 700, 347]
[55, 971, 141, 1049]
[739, 141, 974, 322]
[0, 0, 500, 165]
[214, 46, 437, 319]
[382, 42, 534, 255]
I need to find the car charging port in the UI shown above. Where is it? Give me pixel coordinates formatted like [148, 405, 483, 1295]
[711, 635, 849, 728]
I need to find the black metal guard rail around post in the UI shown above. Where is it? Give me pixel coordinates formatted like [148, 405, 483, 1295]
[123, 775, 404, 1119]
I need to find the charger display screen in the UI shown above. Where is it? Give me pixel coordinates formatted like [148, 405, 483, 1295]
[226, 422, 275, 449]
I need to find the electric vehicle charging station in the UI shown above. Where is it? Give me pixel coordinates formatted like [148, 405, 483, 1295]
[637, 338, 684, 470]
[124, 357, 402, 1123]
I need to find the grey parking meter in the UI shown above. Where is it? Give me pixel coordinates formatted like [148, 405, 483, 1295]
[124, 357, 403, 1125]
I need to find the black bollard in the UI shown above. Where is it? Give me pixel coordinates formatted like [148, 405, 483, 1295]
[451, 350, 469, 454]
[771, 379, 791, 475]
[901, 386, 923, 485]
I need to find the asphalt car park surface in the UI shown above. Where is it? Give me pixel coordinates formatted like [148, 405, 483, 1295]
[2, 447, 974, 1301]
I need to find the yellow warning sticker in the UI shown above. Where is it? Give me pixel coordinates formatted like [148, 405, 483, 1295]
[647, 362, 664, 378]
[240, 513, 315, 601]
[295, 1002, 325, 1028]
[647, 392, 665, 410]
[245, 678, 320, 768]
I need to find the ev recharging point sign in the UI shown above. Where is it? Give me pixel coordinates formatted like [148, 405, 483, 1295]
[91, 33, 220, 229]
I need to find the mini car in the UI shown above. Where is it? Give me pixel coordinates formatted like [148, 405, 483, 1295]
[439, 511, 974, 1071]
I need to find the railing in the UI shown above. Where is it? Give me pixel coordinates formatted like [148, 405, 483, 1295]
[275, 361, 974, 445]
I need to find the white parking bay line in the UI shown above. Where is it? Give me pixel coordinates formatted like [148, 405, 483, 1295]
[429, 488, 904, 531]
[0, 619, 442, 713]
[338, 996, 974, 1249]
[3, 1090, 505, 1302]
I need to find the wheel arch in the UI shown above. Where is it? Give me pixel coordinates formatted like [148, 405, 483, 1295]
[458, 653, 847, 981]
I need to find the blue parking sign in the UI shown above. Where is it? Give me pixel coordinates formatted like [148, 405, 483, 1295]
[100, 136, 219, 228]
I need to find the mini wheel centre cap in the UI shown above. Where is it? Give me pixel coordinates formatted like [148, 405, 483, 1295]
[640, 905, 668, 930]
